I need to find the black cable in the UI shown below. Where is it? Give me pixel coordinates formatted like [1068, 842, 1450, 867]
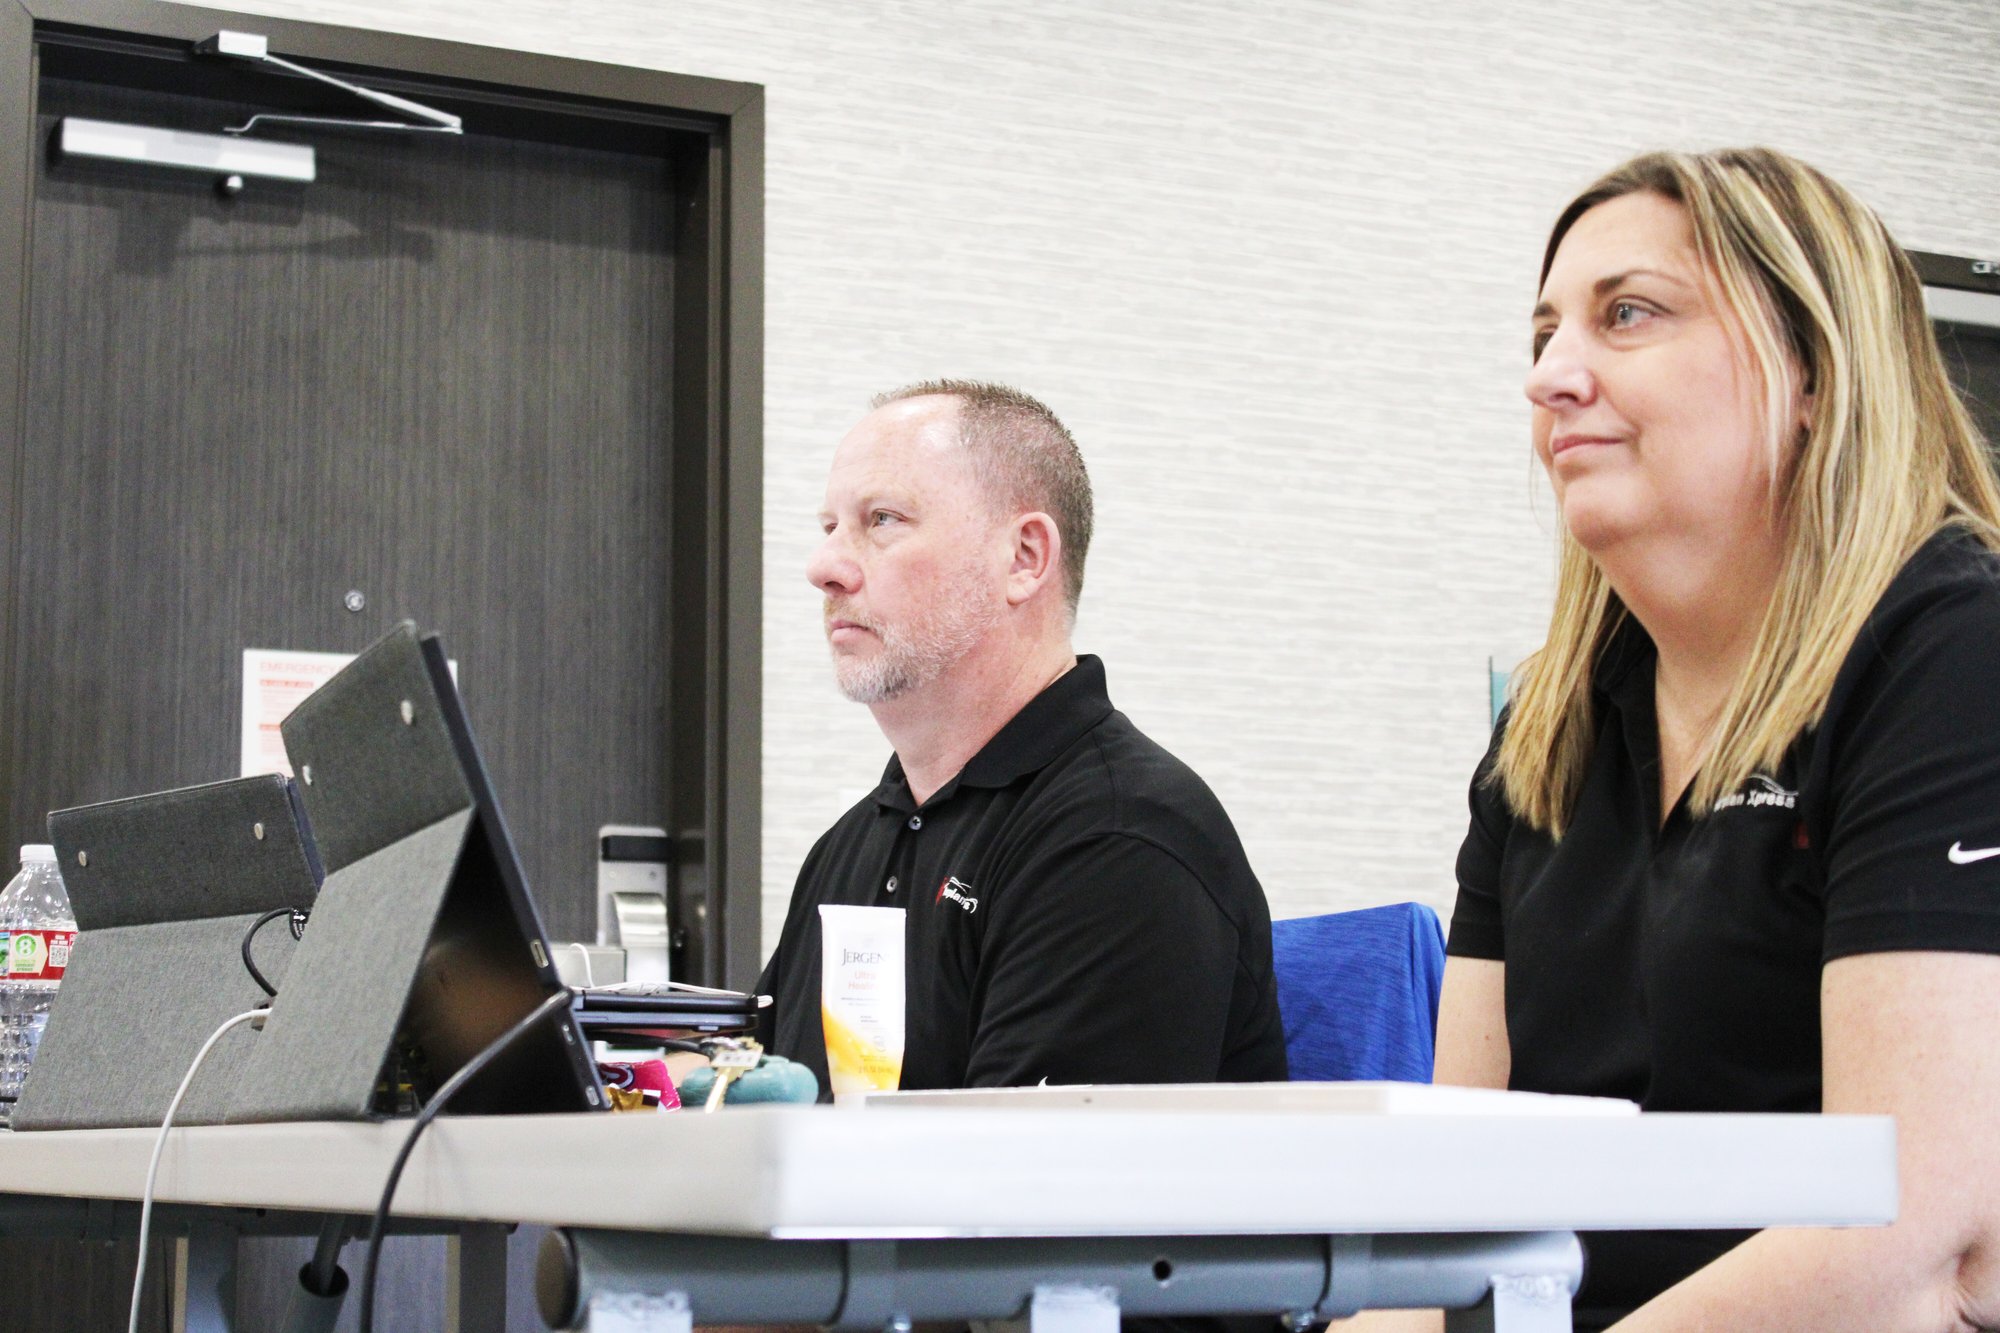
[240, 907, 309, 997]
[357, 988, 574, 1333]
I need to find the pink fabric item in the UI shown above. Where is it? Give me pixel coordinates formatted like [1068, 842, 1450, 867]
[627, 1059, 679, 1109]
[596, 1059, 682, 1111]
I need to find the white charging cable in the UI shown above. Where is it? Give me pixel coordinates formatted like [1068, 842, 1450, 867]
[127, 1007, 266, 1333]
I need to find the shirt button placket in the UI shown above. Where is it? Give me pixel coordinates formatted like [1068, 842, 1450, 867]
[881, 813, 921, 904]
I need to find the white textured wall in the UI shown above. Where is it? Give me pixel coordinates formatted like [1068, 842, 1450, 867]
[191, 0, 2000, 954]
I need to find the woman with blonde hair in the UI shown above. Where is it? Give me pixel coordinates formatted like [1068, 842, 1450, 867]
[1412, 148, 2000, 1330]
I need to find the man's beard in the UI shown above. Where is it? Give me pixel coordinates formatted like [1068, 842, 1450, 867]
[826, 564, 999, 704]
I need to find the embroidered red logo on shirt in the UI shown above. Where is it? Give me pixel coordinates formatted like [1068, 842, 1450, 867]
[936, 876, 979, 914]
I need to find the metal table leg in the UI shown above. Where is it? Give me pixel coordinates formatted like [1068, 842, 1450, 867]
[446, 1222, 512, 1333]
[172, 1227, 238, 1333]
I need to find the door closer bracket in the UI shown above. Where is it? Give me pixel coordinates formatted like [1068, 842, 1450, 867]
[196, 30, 464, 137]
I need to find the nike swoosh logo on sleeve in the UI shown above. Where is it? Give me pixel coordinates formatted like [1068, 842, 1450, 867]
[1947, 842, 2000, 865]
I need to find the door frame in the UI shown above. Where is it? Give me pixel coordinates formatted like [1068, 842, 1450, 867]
[0, 0, 765, 986]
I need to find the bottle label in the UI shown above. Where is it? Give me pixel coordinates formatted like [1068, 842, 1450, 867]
[8, 929, 75, 981]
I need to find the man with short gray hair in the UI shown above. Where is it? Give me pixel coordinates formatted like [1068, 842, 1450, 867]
[756, 380, 1286, 1094]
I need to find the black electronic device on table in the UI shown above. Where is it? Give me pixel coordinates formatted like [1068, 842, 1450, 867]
[228, 621, 607, 1122]
[571, 985, 766, 1043]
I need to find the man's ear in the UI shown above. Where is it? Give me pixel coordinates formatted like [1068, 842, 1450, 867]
[1006, 512, 1062, 608]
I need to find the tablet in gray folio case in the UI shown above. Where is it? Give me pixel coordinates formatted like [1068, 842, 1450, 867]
[227, 621, 603, 1123]
[13, 775, 320, 1131]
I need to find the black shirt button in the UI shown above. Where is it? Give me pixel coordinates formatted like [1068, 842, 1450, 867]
[907, 815, 922, 831]
[886, 876, 898, 894]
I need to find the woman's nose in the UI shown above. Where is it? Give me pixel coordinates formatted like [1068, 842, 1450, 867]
[1524, 324, 1596, 412]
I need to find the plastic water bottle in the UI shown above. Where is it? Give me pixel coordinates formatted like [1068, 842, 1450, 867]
[0, 845, 76, 1127]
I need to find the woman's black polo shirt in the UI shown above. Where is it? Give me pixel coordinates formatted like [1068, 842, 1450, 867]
[757, 655, 1289, 1097]
[1449, 528, 2000, 1324]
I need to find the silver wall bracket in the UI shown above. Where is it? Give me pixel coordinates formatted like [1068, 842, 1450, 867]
[598, 825, 673, 984]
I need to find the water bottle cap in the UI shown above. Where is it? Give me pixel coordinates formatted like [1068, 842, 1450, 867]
[18, 844, 54, 864]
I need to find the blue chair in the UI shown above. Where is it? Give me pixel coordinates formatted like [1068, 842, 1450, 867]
[1271, 902, 1446, 1083]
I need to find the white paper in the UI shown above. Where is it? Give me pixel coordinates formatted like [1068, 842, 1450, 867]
[240, 647, 456, 777]
[240, 649, 356, 777]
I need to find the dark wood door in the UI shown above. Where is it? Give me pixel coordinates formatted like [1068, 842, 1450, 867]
[13, 74, 678, 947]
[0, 11, 762, 1330]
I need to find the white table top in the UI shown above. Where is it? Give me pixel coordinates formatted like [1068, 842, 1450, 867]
[0, 1083, 1896, 1240]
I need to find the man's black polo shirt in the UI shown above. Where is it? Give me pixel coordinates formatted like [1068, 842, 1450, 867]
[757, 655, 1288, 1095]
[1448, 528, 2000, 1326]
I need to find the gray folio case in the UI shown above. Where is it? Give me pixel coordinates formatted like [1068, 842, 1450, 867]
[15, 775, 320, 1131]
[226, 621, 602, 1123]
